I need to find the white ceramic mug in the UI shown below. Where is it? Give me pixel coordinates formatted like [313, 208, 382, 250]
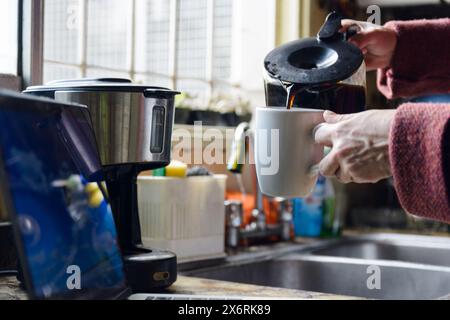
[254, 107, 324, 198]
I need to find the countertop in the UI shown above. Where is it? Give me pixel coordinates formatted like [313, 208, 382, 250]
[165, 276, 357, 299]
[0, 275, 357, 300]
[0, 276, 27, 300]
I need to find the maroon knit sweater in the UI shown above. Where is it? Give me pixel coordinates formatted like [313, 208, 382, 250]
[378, 19, 450, 223]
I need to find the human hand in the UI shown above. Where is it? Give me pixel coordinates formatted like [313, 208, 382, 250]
[341, 19, 398, 71]
[314, 110, 396, 184]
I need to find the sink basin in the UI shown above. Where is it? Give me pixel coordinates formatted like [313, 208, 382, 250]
[187, 254, 450, 299]
[311, 234, 450, 267]
[183, 234, 450, 299]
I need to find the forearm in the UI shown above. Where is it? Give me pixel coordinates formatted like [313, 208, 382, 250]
[378, 18, 450, 99]
[389, 103, 450, 222]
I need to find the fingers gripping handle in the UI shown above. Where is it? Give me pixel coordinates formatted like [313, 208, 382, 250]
[310, 123, 332, 176]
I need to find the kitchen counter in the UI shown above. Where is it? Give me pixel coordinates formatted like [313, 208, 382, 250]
[0, 275, 358, 300]
[0, 276, 27, 300]
[166, 276, 358, 299]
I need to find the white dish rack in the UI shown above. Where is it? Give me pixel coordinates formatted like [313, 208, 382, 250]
[137, 175, 227, 263]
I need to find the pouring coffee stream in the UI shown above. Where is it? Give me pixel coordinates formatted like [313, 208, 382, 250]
[286, 83, 298, 110]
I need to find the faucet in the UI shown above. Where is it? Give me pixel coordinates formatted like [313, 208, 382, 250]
[226, 122, 292, 247]
[227, 122, 265, 228]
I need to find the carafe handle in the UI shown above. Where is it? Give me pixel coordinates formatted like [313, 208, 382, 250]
[317, 11, 343, 41]
[318, 11, 360, 42]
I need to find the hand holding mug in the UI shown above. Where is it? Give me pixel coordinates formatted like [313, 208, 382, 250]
[314, 110, 396, 184]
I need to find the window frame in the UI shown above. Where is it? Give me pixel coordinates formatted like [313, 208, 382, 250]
[0, 0, 32, 91]
[0, 0, 45, 90]
[20, 0, 45, 88]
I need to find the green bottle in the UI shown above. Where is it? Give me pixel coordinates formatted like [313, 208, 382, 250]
[321, 178, 341, 237]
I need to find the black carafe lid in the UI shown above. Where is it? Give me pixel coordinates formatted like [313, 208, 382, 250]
[264, 12, 363, 86]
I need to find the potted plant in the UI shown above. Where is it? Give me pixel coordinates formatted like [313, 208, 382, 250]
[175, 92, 253, 127]
[174, 92, 194, 125]
[208, 94, 253, 127]
[191, 106, 222, 126]
[235, 96, 252, 124]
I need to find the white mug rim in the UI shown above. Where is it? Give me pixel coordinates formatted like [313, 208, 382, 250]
[257, 107, 325, 113]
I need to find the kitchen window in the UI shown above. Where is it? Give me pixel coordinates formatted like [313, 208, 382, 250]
[43, 0, 236, 105]
[0, 0, 19, 75]
[0, 0, 21, 91]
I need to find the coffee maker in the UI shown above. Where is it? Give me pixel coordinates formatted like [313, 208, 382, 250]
[264, 12, 366, 113]
[24, 78, 180, 292]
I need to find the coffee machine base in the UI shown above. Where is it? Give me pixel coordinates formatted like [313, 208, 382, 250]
[123, 247, 177, 293]
[103, 165, 178, 293]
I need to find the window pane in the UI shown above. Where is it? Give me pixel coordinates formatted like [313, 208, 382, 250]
[176, 79, 209, 105]
[0, 0, 18, 75]
[135, 0, 171, 77]
[176, 0, 208, 79]
[44, 63, 81, 83]
[44, 0, 80, 65]
[213, 0, 233, 81]
[134, 73, 171, 88]
[86, 0, 131, 70]
[41, 0, 236, 102]
[85, 68, 130, 80]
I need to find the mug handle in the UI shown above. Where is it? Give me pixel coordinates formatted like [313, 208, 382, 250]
[308, 123, 332, 176]
[312, 122, 326, 139]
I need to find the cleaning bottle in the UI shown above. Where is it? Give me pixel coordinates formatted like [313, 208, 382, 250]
[321, 178, 341, 237]
[293, 176, 325, 237]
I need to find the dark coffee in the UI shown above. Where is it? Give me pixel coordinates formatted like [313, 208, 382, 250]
[266, 81, 366, 114]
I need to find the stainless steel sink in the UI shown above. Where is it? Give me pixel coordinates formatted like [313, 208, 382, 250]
[182, 233, 450, 299]
[311, 234, 450, 267]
